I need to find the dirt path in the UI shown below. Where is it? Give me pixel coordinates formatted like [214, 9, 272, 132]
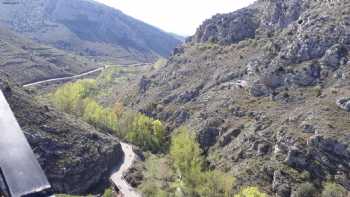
[110, 142, 141, 197]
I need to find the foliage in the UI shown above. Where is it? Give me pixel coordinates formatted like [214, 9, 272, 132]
[103, 188, 113, 197]
[152, 58, 167, 70]
[170, 127, 235, 197]
[293, 183, 317, 197]
[51, 79, 96, 114]
[234, 187, 268, 197]
[51, 79, 165, 152]
[321, 182, 347, 197]
[82, 98, 117, 131]
[170, 127, 203, 179]
[196, 170, 235, 197]
[97, 67, 120, 86]
[113, 101, 124, 118]
[123, 112, 166, 152]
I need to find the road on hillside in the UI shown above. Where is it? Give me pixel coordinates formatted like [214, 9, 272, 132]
[23, 63, 150, 87]
[110, 142, 141, 197]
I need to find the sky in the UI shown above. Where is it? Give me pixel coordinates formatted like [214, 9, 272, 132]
[95, 0, 256, 36]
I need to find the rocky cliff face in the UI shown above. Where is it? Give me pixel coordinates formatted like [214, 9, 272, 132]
[131, 0, 350, 196]
[0, 72, 123, 194]
[0, 0, 181, 64]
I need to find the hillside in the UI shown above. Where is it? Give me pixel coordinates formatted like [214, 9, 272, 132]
[129, 0, 350, 196]
[0, 0, 181, 64]
[0, 71, 123, 194]
[0, 22, 99, 85]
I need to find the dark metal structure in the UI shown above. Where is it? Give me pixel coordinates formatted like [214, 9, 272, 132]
[0, 90, 53, 197]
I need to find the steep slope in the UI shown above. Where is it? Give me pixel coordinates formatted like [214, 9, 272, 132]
[0, 0, 181, 64]
[0, 22, 99, 85]
[131, 0, 350, 196]
[0, 71, 123, 194]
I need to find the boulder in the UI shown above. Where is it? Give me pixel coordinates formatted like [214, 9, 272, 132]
[321, 44, 348, 70]
[336, 98, 350, 112]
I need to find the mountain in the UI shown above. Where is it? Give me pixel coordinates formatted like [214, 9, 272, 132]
[0, 22, 99, 85]
[169, 32, 187, 43]
[130, 0, 350, 195]
[0, 0, 181, 64]
[0, 71, 123, 194]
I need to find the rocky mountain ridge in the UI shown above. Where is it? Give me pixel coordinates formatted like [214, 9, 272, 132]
[0, 22, 99, 85]
[0, 0, 181, 64]
[129, 0, 350, 196]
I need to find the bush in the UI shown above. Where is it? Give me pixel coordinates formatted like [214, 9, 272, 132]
[196, 170, 235, 197]
[322, 182, 347, 197]
[293, 183, 317, 197]
[102, 188, 113, 197]
[234, 187, 268, 197]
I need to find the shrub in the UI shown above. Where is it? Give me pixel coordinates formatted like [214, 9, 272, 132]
[321, 182, 347, 197]
[102, 188, 113, 197]
[196, 170, 235, 197]
[234, 187, 268, 197]
[293, 183, 317, 197]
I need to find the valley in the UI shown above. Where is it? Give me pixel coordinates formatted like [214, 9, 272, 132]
[0, 0, 350, 197]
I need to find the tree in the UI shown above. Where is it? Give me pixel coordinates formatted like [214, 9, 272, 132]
[170, 127, 204, 194]
[51, 79, 97, 114]
[124, 113, 166, 152]
[170, 127, 203, 177]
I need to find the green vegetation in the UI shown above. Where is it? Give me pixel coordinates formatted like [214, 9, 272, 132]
[293, 183, 317, 197]
[152, 58, 167, 70]
[102, 188, 113, 197]
[234, 187, 267, 197]
[50, 78, 165, 152]
[321, 182, 347, 197]
[51, 79, 117, 132]
[118, 111, 166, 152]
[138, 127, 270, 197]
[170, 127, 235, 197]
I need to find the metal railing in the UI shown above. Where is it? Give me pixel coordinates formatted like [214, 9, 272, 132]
[0, 90, 53, 197]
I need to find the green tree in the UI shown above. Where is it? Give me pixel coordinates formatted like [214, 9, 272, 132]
[123, 112, 166, 152]
[170, 127, 203, 179]
[51, 79, 97, 114]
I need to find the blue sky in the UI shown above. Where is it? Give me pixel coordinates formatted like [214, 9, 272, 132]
[95, 0, 256, 36]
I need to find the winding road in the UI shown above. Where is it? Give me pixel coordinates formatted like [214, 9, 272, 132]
[111, 143, 141, 197]
[23, 63, 150, 87]
[21, 64, 145, 196]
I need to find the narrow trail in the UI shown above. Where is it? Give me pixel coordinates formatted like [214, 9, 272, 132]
[110, 142, 141, 197]
[23, 63, 150, 87]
